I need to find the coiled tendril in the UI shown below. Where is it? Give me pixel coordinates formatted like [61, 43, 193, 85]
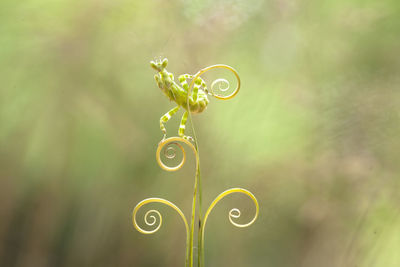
[156, 137, 198, 172]
[189, 64, 241, 100]
[201, 188, 259, 245]
[132, 198, 189, 236]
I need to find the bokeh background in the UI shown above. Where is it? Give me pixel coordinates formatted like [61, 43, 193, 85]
[1, 0, 399, 266]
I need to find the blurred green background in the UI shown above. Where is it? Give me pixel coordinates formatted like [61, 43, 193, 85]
[1, 0, 399, 266]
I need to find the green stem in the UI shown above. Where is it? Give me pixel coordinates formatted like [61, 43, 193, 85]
[188, 108, 202, 267]
[189, 157, 198, 267]
[196, 158, 203, 267]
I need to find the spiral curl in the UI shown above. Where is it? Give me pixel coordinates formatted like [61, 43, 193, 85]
[132, 197, 189, 236]
[201, 188, 259, 244]
[189, 64, 241, 101]
[156, 137, 198, 172]
[211, 78, 230, 95]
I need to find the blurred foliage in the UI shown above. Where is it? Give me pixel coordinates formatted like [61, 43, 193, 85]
[0, 0, 399, 266]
